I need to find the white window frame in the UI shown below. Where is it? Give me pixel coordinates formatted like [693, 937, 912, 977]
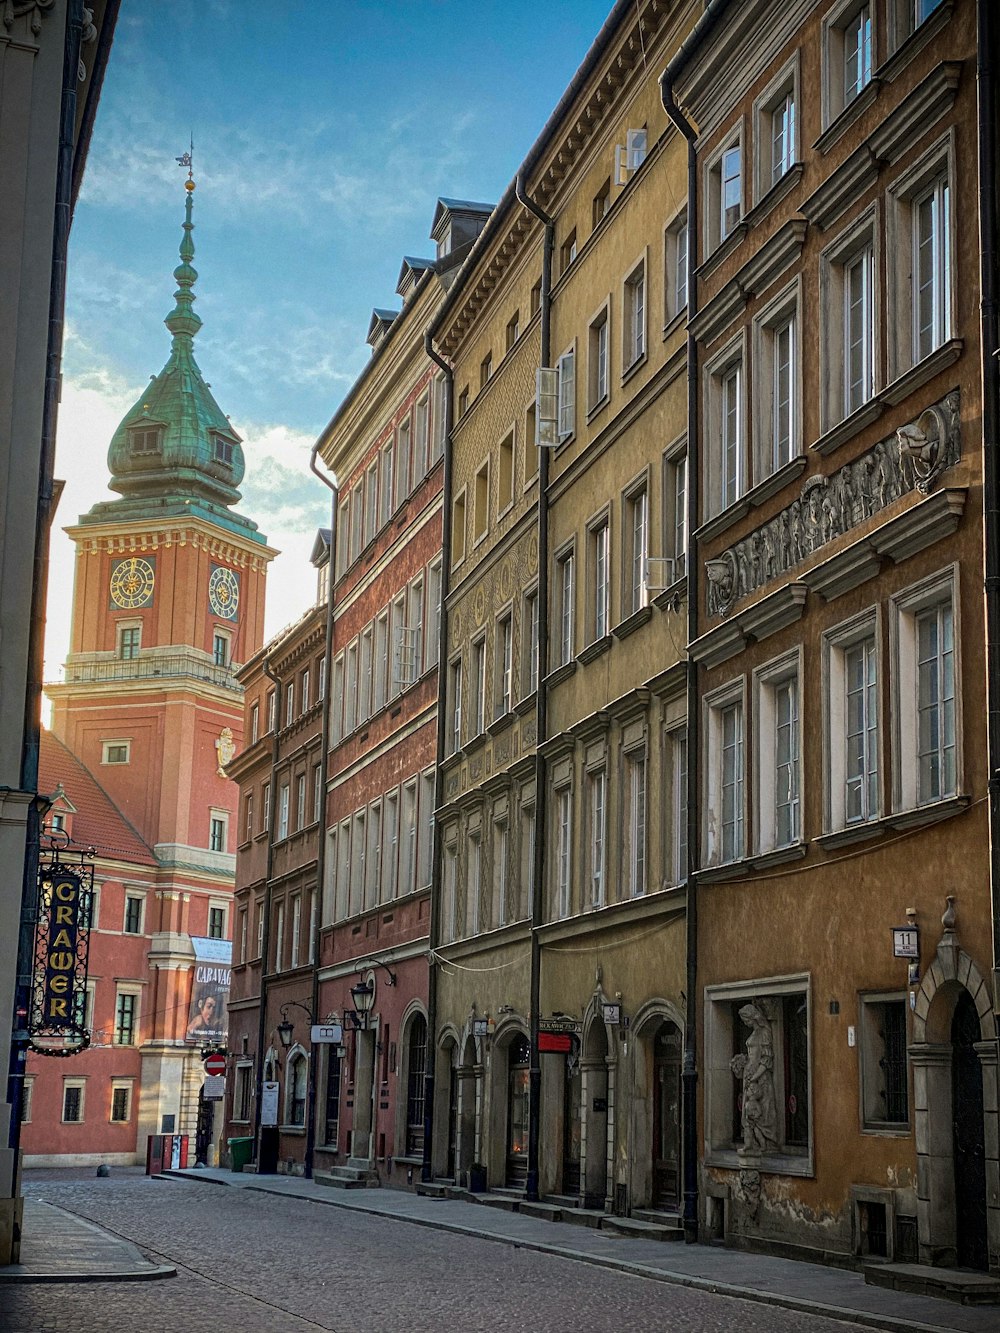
[753, 59, 799, 201]
[102, 739, 131, 765]
[555, 783, 572, 920]
[588, 302, 610, 411]
[62, 1078, 86, 1124]
[498, 428, 515, 514]
[886, 134, 955, 384]
[664, 211, 688, 323]
[820, 208, 878, 432]
[523, 586, 539, 696]
[466, 827, 482, 938]
[588, 513, 610, 643]
[623, 478, 649, 616]
[891, 565, 960, 812]
[623, 255, 647, 370]
[822, 0, 874, 129]
[495, 609, 513, 717]
[278, 782, 290, 841]
[754, 650, 803, 854]
[623, 743, 647, 898]
[753, 281, 801, 480]
[555, 545, 575, 667]
[704, 677, 747, 867]
[557, 345, 576, 442]
[493, 812, 510, 928]
[823, 608, 882, 832]
[587, 766, 607, 909]
[667, 726, 688, 885]
[706, 127, 743, 252]
[449, 655, 463, 753]
[663, 438, 688, 579]
[704, 335, 746, 519]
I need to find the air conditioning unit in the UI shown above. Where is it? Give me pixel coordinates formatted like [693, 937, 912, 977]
[536, 367, 559, 448]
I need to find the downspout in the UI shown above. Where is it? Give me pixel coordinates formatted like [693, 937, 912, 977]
[515, 172, 554, 1205]
[660, 64, 701, 1245]
[421, 333, 453, 1183]
[8, 0, 86, 1146]
[305, 449, 339, 1178]
[977, 0, 1000, 1018]
[252, 658, 282, 1166]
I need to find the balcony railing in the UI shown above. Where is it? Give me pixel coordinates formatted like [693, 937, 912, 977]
[51, 652, 241, 692]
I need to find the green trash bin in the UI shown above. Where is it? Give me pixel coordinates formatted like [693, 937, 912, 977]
[228, 1136, 253, 1173]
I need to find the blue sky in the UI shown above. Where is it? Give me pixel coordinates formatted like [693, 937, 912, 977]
[47, 0, 614, 674]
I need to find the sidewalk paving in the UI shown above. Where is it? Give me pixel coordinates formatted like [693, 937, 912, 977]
[160, 1167, 998, 1333]
[0, 1198, 175, 1283]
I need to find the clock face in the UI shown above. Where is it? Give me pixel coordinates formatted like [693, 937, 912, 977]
[209, 565, 240, 620]
[109, 557, 155, 609]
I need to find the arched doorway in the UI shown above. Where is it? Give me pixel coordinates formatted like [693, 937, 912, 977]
[952, 991, 987, 1270]
[506, 1034, 530, 1187]
[652, 1021, 682, 1210]
[405, 1014, 427, 1157]
[582, 1019, 609, 1209]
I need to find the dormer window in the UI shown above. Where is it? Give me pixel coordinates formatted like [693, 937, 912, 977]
[213, 434, 234, 466]
[130, 427, 162, 457]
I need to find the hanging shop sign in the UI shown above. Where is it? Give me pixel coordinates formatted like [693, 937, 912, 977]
[29, 847, 95, 1056]
[310, 1024, 344, 1045]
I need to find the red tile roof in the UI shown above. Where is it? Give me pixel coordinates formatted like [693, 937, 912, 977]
[39, 729, 157, 866]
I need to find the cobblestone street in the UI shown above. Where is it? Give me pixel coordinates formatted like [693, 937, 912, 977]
[2, 1170, 871, 1333]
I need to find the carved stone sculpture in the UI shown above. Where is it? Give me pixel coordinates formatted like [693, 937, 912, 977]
[706, 392, 961, 618]
[730, 1002, 778, 1155]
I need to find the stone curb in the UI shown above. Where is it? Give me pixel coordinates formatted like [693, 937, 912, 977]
[159, 1171, 960, 1333]
[0, 1199, 176, 1284]
[0, 1263, 177, 1284]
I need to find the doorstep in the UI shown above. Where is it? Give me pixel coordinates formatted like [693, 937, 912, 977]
[864, 1262, 1000, 1306]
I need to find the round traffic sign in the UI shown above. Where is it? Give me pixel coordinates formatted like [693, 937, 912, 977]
[203, 1051, 226, 1076]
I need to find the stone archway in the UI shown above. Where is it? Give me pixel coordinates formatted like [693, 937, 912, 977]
[910, 909, 998, 1271]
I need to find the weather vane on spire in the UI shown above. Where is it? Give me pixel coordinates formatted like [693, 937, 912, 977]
[175, 135, 195, 191]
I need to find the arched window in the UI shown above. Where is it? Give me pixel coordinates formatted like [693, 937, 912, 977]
[406, 1014, 427, 1155]
[286, 1051, 307, 1127]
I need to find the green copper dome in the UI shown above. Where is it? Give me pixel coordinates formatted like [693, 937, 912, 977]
[84, 180, 263, 543]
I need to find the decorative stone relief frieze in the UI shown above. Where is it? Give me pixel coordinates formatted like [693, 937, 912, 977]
[3, 0, 55, 35]
[706, 392, 960, 619]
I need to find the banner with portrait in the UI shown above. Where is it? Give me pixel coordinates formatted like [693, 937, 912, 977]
[185, 936, 231, 1044]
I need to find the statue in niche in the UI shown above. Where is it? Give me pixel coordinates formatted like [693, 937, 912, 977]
[730, 1002, 778, 1155]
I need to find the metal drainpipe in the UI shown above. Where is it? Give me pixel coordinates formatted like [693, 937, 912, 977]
[421, 333, 453, 1184]
[660, 67, 701, 1245]
[7, 0, 86, 1147]
[252, 658, 282, 1165]
[977, 0, 1000, 1019]
[305, 449, 339, 1179]
[515, 172, 553, 1205]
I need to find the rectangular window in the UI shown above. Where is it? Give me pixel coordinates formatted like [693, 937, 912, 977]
[380, 439, 394, 528]
[525, 401, 539, 484]
[480, 352, 493, 388]
[624, 262, 646, 367]
[345, 641, 358, 734]
[336, 496, 350, 569]
[285, 680, 295, 727]
[210, 815, 226, 853]
[472, 637, 486, 736]
[560, 229, 577, 275]
[124, 895, 143, 934]
[625, 485, 648, 616]
[916, 601, 956, 804]
[625, 749, 647, 897]
[426, 559, 442, 671]
[359, 627, 373, 723]
[244, 793, 254, 842]
[118, 626, 141, 660]
[524, 589, 539, 696]
[521, 798, 536, 923]
[707, 694, 745, 866]
[301, 669, 310, 714]
[474, 460, 489, 543]
[374, 614, 388, 713]
[449, 657, 463, 753]
[103, 740, 130, 765]
[452, 490, 466, 566]
[771, 317, 795, 471]
[556, 788, 572, 919]
[350, 810, 366, 915]
[278, 783, 290, 841]
[239, 907, 248, 962]
[419, 770, 435, 889]
[401, 780, 417, 895]
[63, 1082, 84, 1123]
[273, 900, 286, 969]
[296, 773, 306, 831]
[466, 831, 481, 937]
[213, 632, 229, 668]
[592, 178, 611, 229]
[257, 899, 265, 957]
[506, 311, 520, 352]
[670, 730, 688, 884]
[318, 654, 326, 700]
[845, 245, 874, 414]
[365, 461, 378, 544]
[589, 308, 609, 408]
[666, 448, 687, 577]
[290, 895, 302, 969]
[591, 519, 610, 641]
[262, 783, 270, 834]
[396, 418, 412, 507]
[432, 375, 447, 463]
[494, 816, 510, 927]
[267, 689, 276, 733]
[313, 763, 323, 825]
[719, 143, 742, 243]
[495, 613, 513, 717]
[114, 992, 137, 1046]
[665, 214, 688, 321]
[208, 906, 225, 940]
[844, 635, 879, 825]
[845, 4, 872, 105]
[588, 768, 606, 909]
[414, 395, 429, 484]
[557, 551, 575, 666]
[771, 91, 796, 185]
[756, 655, 802, 853]
[861, 996, 909, 1128]
[250, 702, 259, 744]
[236, 1064, 253, 1122]
[498, 431, 514, 511]
[914, 177, 951, 362]
[557, 348, 575, 441]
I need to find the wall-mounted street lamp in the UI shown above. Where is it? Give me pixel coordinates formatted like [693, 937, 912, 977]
[350, 978, 375, 1028]
[276, 999, 314, 1050]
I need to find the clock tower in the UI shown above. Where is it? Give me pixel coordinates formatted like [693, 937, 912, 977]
[46, 172, 276, 1155]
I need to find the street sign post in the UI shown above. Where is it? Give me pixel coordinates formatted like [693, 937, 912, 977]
[203, 1051, 226, 1076]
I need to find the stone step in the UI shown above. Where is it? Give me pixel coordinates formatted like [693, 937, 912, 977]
[557, 1208, 606, 1230]
[415, 1182, 448, 1199]
[519, 1201, 564, 1223]
[864, 1263, 1000, 1305]
[544, 1194, 583, 1209]
[476, 1192, 521, 1212]
[600, 1215, 684, 1242]
[631, 1208, 683, 1227]
[314, 1168, 373, 1190]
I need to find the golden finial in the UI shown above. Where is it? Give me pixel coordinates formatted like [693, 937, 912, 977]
[176, 134, 195, 191]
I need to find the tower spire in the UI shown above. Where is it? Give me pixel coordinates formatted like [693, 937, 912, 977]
[166, 139, 201, 343]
